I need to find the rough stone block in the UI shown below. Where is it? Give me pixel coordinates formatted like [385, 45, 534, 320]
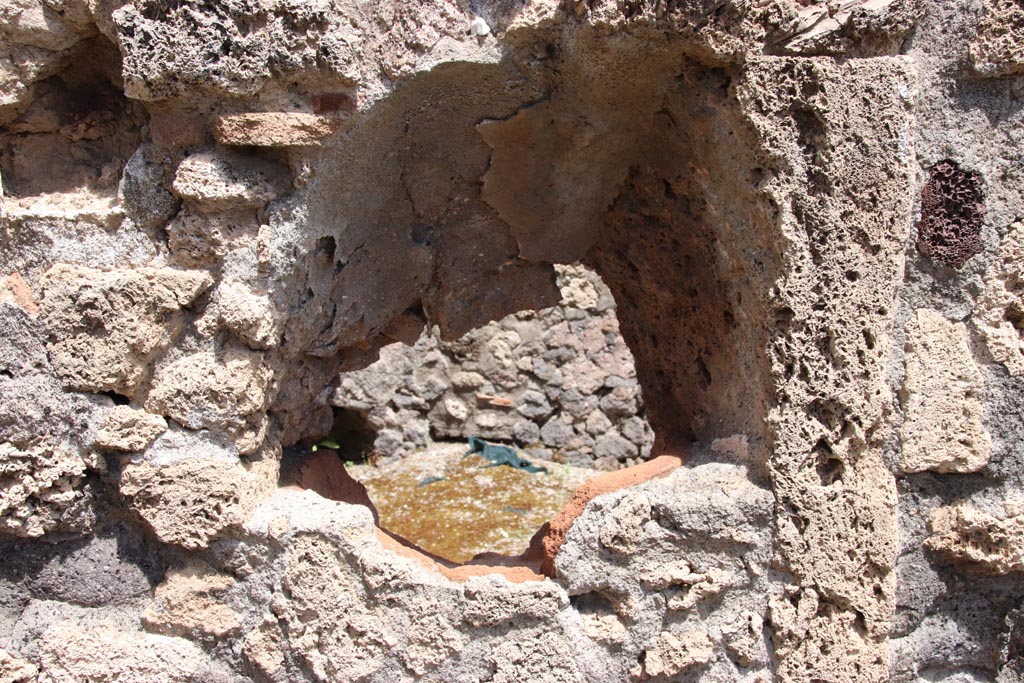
[971, 0, 1024, 77]
[95, 406, 168, 452]
[145, 348, 272, 454]
[143, 562, 241, 639]
[975, 222, 1024, 376]
[41, 265, 212, 396]
[37, 622, 235, 683]
[120, 453, 277, 549]
[926, 503, 1024, 575]
[899, 309, 991, 473]
[0, 442, 91, 538]
[172, 150, 288, 213]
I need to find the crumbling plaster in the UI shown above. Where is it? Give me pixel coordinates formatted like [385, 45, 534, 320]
[0, 1, 1023, 682]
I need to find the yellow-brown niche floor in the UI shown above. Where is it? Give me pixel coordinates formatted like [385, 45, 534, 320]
[346, 442, 595, 563]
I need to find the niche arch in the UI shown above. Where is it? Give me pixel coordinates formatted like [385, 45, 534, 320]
[272, 30, 784, 577]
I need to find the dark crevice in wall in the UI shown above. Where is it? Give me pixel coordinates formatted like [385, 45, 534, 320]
[0, 35, 146, 199]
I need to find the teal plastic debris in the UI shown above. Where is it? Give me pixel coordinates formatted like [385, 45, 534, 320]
[464, 436, 547, 474]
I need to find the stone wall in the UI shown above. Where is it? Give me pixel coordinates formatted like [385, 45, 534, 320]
[1, 1, 1023, 682]
[332, 264, 654, 467]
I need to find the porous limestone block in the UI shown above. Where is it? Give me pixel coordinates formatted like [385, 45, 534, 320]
[926, 503, 1024, 575]
[0, 647, 38, 683]
[461, 575, 567, 627]
[172, 150, 287, 213]
[488, 631, 585, 683]
[214, 112, 347, 147]
[142, 562, 241, 640]
[899, 309, 991, 473]
[41, 265, 212, 396]
[166, 208, 260, 269]
[0, 442, 90, 538]
[970, 0, 1024, 77]
[37, 621, 235, 683]
[145, 348, 272, 454]
[120, 453, 277, 549]
[278, 533, 390, 680]
[975, 222, 1024, 376]
[95, 406, 168, 452]
[200, 281, 280, 350]
[631, 628, 714, 680]
[242, 616, 286, 679]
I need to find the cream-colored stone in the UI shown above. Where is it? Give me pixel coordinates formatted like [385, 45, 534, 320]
[738, 55, 914, 682]
[970, 0, 1024, 76]
[120, 453, 277, 549]
[95, 406, 168, 452]
[722, 611, 767, 668]
[926, 503, 1024, 575]
[975, 222, 1024, 376]
[214, 112, 347, 147]
[166, 209, 259, 269]
[215, 281, 280, 350]
[489, 631, 584, 683]
[555, 263, 600, 310]
[899, 309, 991, 473]
[639, 559, 699, 591]
[279, 534, 389, 681]
[632, 628, 714, 679]
[41, 265, 212, 396]
[145, 348, 272, 454]
[37, 622, 210, 683]
[143, 562, 241, 639]
[579, 611, 627, 644]
[172, 150, 286, 213]
[0, 441, 89, 537]
[667, 567, 732, 611]
[0, 648, 38, 683]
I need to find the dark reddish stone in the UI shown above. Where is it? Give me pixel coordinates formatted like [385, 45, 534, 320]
[312, 92, 356, 114]
[917, 160, 985, 267]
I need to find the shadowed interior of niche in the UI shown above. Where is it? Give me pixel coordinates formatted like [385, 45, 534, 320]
[275, 38, 782, 579]
[0, 35, 146, 199]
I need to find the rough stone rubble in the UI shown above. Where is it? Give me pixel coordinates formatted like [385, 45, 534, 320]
[0, 1, 1022, 682]
[332, 263, 655, 468]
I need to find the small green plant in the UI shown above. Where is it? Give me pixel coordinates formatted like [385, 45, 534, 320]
[311, 437, 341, 452]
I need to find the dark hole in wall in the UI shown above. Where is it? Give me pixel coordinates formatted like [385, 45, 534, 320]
[0, 35, 146, 198]
[917, 159, 985, 267]
[325, 406, 378, 463]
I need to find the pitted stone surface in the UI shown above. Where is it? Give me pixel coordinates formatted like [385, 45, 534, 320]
[120, 452, 277, 549]
[40, 265, 212, 396]
[145, 347, 273, 454]
[899, 309, 991, 473]
[975, 222, 1024, 377]
[971, 0, 1024, 77]
[926, 503, 1024, 575]
[0, 442, 89, 538]
[95, 406, 168, 453]
[171, 151, 288, 214]
[917, 160, 985, 267]
[2, 2, 1024, 682]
